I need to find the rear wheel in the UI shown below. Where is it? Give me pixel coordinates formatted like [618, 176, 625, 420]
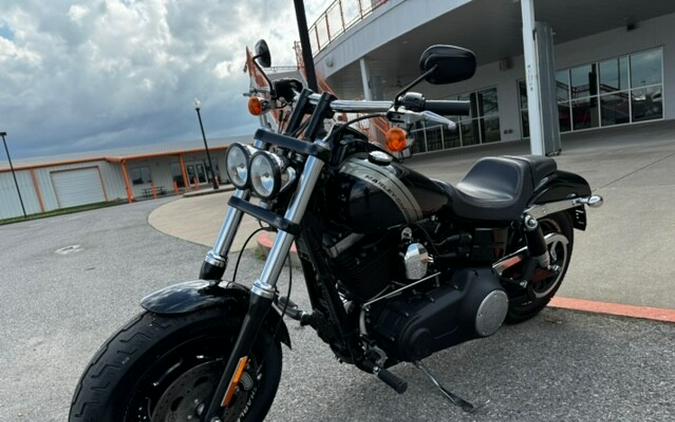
[504, 212, 574, 324]
[69, 308, 282, 422]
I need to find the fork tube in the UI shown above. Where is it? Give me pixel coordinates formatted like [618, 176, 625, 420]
[252, 154, 324, 298]
[205, 154, 325, 419]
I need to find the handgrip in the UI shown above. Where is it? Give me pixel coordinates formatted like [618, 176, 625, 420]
[376, 368, 408, 394]
[425, 100, 470, 116]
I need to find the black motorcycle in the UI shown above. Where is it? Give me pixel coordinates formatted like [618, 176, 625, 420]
[70, 41, 603, 421]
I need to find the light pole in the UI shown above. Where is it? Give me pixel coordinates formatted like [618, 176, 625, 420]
[193, 99, 219, 190]
[293, 0, 318, 92]
[1, 132, 27, 218]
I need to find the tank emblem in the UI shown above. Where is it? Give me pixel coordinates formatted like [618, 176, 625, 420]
[341, 159, 423, 222]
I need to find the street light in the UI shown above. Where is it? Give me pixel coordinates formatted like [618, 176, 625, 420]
[0, 131, 27, 218]
[193, 98, 219, 190]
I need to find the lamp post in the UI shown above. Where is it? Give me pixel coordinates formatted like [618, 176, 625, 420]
[293, 0, 318, 92]
[193, 99, 219, 190]
[1, 132, 27, 218]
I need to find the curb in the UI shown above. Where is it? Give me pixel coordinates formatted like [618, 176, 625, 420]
[255, 231, 301, 268]
[183, 186, 236, 198]
[549, 297, 675, 324]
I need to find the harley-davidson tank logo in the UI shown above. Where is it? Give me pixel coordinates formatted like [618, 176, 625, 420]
[340, 158, 423, 222]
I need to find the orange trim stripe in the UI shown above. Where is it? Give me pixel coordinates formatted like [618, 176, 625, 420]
[120, 160, 135, 203]
[0, 145, 229, 173]
[549, 297, 675, 324]
[30, 169, 46, 212]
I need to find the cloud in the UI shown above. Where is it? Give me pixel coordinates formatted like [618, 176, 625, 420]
[0, 0, 328, 158]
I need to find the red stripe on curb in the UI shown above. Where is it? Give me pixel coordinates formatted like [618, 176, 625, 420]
[550, 297, 675, 323]
[257, 231, 297, 253]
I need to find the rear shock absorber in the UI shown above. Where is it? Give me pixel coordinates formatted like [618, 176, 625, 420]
[523, 214, 550, 269]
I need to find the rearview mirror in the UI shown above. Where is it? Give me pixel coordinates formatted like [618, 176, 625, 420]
[254, 39, 272, 68]
[419, 45, 476, 85]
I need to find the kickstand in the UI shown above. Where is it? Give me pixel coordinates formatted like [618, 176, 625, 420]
[414, 361, 483, 413]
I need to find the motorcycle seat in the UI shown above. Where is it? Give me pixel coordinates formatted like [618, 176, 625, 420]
[437, 155, 557, 221]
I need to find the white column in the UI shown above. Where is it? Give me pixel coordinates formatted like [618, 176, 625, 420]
[359, 58, 373, 100]
[520, 0, 545, 156]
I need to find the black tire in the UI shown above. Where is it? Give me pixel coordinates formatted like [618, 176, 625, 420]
[69, 307, 282, 422]
[504, 212, 574, 324]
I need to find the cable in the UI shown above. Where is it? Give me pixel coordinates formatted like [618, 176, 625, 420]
[274, 255, 293, 337]
[230, 226, 273, 284]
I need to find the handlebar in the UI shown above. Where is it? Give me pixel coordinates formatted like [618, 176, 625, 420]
[424, 100, 470, 116]
[306, 93, 470, 116]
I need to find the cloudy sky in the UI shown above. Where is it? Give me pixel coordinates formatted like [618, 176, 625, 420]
[0, 0, 326, 158]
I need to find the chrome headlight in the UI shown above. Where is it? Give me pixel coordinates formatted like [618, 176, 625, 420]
[225, 143, 256, 188]
[249, 151, 283, 199]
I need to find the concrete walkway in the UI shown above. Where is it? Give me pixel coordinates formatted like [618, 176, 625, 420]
[148, 121, 675, 310]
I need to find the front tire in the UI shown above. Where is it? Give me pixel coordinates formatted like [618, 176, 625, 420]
[69, 308, 282, 422]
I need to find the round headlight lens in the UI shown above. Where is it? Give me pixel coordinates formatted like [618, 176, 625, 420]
[225, 143, 253, 188]
[250, 152, 281, 199]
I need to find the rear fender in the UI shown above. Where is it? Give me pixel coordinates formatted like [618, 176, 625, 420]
[141, 280, 291, 348]
[531, 170, 591, 231]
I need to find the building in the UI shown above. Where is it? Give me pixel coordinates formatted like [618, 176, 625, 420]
[0, 137, 245, 220]
[307, 0, 675, 153]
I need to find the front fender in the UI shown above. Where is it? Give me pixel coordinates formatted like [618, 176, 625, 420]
[141, 280, 291, 348]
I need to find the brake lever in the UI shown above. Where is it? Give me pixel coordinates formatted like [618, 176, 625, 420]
[420, 110, 457, 131]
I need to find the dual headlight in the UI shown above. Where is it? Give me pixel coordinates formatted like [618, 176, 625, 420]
[225, 143, 295, 199]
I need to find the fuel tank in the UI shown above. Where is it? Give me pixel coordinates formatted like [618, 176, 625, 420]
[326, 153, 450, 233]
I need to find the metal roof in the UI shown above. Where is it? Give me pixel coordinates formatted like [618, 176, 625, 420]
[0, 134, 251, 171]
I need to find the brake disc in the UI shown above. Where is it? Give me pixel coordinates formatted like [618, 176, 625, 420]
[151, 360, 256, 422]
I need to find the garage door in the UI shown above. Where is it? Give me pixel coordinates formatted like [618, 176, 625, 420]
[51, 167, 106, 208]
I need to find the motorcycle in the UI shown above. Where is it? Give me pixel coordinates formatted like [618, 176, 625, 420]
[69, 40, 603, 421]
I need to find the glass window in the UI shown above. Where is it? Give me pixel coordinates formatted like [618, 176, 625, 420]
[478, 88, 499, 115]
[480, 117, 501, 143]
[599, 56, 629, 93]
[631, 86, 663, 122]
[558, 102, 572, 133]
[442, 126, 461, 148]
[570, 64, 598, 99]
[600, 93, 630, 126]
[556, 70, 571, 103]
[425, 125, 444, 151]
[130, 167, 151, 185]
[519, 80, 528, 109]
[460, 120, 480, 146]
[170, 163, 185, 188]
[630, 49, 662, 88]
[520, 110, 530, 138]
[571, 98, 599, 130]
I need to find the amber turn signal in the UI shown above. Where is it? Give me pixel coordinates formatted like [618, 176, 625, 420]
[386, 127, 409, 152]
[248, 96, 266, 116]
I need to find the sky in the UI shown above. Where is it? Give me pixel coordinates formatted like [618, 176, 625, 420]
[0, 0, 326, 158]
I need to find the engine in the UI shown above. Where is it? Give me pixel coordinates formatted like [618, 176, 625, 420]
[327, 224, 509, 363]
[366, 268, 508, 362]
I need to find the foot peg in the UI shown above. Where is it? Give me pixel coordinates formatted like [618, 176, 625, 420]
[374, 366, 408, 394]
[415, 361, 481, 413]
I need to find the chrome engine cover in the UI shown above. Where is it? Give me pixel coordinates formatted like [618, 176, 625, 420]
[475, 290, 509, 337]
[403, 243, 432, 280]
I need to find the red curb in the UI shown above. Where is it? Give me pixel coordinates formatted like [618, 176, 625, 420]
[256, 231, 298, 254]
[549, 297, 675, 324]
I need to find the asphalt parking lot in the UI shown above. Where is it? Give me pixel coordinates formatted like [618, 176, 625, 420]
[1, 199, 673, 421]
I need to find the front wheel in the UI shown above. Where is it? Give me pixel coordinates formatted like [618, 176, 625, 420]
[504, 212, 574, 324]
[69, 308, 282, 422]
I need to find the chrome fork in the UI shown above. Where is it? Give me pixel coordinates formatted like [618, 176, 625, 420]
[251, 153, 325, 298]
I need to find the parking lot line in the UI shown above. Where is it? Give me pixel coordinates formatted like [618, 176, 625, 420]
[550, 296, 675, 323]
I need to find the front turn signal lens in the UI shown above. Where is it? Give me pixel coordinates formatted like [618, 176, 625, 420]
[386, 127, 408, 152]
[248, 96, 266, 116]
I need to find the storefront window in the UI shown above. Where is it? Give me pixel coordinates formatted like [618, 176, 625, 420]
[520, 47, 663, 136]
[130, 167, 152, 185]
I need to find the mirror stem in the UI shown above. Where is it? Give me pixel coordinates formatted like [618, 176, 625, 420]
[253, 59, 276, 99]
[394, 65, 437, 108]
